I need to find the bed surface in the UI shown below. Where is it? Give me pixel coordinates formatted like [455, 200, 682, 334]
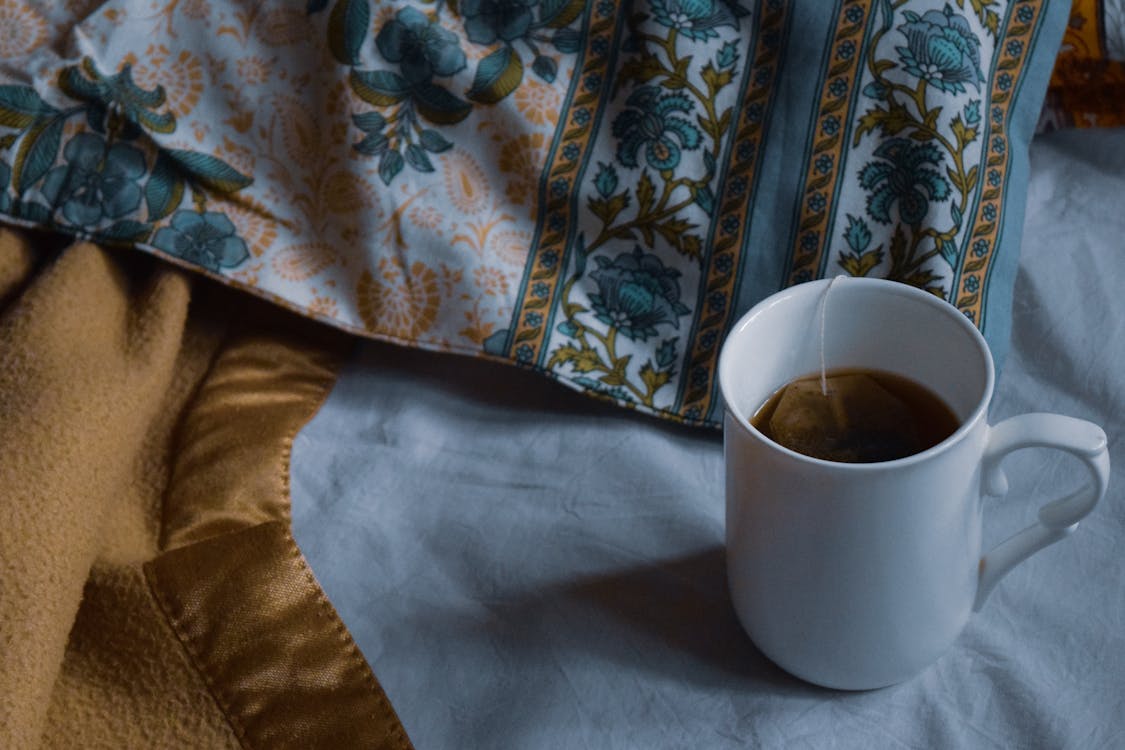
[292, 128, 1125, 749]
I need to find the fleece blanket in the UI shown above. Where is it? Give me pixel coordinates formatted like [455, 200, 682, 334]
[0, 227, 409, 749]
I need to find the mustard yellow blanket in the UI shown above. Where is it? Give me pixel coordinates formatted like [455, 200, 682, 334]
[0, 228, 410, 749]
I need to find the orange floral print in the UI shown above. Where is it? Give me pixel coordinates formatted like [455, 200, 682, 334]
[215, 135, 256, 176]
[473, 265, 510, 297]
[441, 149, 492, 215]
[271, 242, 336, 280]
[319, 170, 370, 215]
[497, 132, 549, 207]
[0, 1, 47, 59]
[236, 56, 273, 86]
[256, 8, 308, 46]
[514, 78, 562, 127]
[224, 200, 280, 258]
[487, 228, 533, 268]
[356, 258, 441, 339]
[179, 0, 211, 20]
[124, 45, 205, 117]
[408, 203, 445, 232]
[307, 293, 339, 318]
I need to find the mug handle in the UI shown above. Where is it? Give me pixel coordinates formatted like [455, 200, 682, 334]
[973, 413, 1110, 611]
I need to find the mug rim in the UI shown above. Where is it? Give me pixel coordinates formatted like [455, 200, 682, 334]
[718, 277, 995, 471]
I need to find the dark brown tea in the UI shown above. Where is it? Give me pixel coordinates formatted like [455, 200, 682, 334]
[751, 368, 960, 463]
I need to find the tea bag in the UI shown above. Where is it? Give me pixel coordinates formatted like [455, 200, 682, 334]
[768, 373, 921, 462]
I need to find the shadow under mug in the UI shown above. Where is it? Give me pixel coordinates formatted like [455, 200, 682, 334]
[717, 278, 1110, 690]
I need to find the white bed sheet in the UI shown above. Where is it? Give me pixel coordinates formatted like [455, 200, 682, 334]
[292, 128, 1125, 750]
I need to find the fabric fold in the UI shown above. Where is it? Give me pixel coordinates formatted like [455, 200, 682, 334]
[147, 521, 412, 750]
[0, 228, 410, 749]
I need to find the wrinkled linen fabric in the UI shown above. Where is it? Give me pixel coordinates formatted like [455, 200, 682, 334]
[292, 128, 1125, 748]
[0, 1, 1068, 426]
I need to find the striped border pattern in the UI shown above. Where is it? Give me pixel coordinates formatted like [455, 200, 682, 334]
[954, 1, 1042, 325]
[503, 3, 621, 366]
[785, 0, 871, 285]
[679, 0, 790, 421]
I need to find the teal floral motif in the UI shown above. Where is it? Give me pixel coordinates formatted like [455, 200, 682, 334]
[376, 8, 467, 85]
[152, 210, 249, 272]
[462, 0, 538, 45]
[325, 0, 584, 184]
[859, 138, 950, 226]
[649, 0, 748, 41]
[612, 86, 702, 171]
[0, 56, 253, 253]
[895, 6, 984, 95]
[545, 0, 752, 410]
[842, 2, 990, 295]
[40, 133, 145, 228]
[58, 59, 175, 135]
[593, 162, 618, 197]
[589, 245, 690, 341]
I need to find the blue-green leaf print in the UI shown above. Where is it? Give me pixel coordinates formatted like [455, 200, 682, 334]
[101, 219, 153, 243]
[656, 338, 678, 370]
[418, 129, 453, 153]
[12, 201, 50, 224]
[145, 151, 186, 222]
[0, 161, 10, 214]
[573, 232, 588, 278]
[328, 0, 370, 66]
[404, 143, 434, 172]
[378, 149, 405, 185]
[12, 116, 64, 192]
[844, 214, 872, 254]
[531, 55, 558, 83]
[937, 236, 957, 268]
[352, 111, 387, 133]
[355, 132, 389, 156]
[467, 46, 524, 105]
[593, 163, 618, 199]
[412, 83, 472, 125]
[0, 86, 58, 128]
[166, 149, 253, 194]
[716, 40, 739, 69]
[551, 27, 581, 54]
[694, 184, 716, 214]
[58, 61, 175, 135]
[539, 0, 585, 28]
[350, 70, 410, 106]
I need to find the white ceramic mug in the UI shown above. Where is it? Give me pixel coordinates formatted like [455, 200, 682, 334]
[717, 278, 1110, 690]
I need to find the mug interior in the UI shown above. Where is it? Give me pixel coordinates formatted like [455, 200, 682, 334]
[718, 278, 993, 458]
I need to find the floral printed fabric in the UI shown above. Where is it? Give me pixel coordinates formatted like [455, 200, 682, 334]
[0, 0, 1067, 427]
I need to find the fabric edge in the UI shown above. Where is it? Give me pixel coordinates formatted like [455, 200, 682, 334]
[144, 522, 413, 750]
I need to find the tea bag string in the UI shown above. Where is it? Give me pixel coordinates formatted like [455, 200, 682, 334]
[818, 275, 845, 396]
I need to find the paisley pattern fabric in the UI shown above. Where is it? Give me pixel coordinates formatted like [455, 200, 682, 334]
[0, 0, 1068, 426]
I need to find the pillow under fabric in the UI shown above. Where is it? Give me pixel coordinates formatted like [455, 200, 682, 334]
[0, 0, 1067, 426]
[1039, 0, 1125, 130]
